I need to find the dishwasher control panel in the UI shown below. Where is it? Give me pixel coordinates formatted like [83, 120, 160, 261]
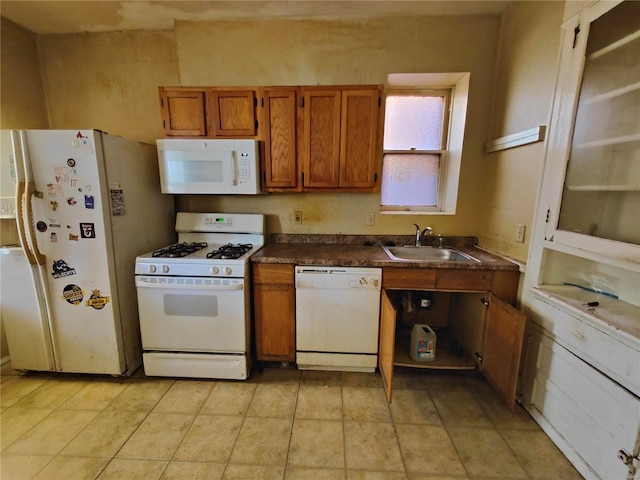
[349, 276, 379, 288]
[295, 266, 382, 290]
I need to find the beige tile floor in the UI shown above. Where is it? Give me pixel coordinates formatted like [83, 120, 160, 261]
[0, 364, 584, 480]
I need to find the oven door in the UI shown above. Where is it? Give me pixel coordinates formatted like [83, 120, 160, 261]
[135, 276, 247, 353]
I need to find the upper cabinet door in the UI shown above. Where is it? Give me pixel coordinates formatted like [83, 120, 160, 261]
[208, 89, 257, 137]
[339, 88, 381, 188]
[159, 88, 207, 137]
[302, 89, 342, 188]
[542, 1, 640, 261]
[261, 88, 299, 189]
[481, 293, 526, 410]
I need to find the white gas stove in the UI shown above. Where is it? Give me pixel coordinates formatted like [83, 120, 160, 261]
[134, 212, 264, 380]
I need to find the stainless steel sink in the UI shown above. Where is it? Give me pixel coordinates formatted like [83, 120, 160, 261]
[382, 246, 480, 263]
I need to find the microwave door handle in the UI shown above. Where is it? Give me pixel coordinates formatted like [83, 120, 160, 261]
[231, 151, 237, 185]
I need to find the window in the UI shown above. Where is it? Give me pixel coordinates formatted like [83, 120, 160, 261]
[380, 73, 470, 214]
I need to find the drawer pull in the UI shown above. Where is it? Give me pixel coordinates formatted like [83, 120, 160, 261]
[572, 330, 585, 340]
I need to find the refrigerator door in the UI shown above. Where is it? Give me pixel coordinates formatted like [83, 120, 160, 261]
[22, 130, 125, 374]
[0, 247, 55, 370]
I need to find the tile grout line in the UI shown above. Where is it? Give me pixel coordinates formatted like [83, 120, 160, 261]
[221, 378, 262, 477]
[282, 377, 301, 479]
[388, 383, 411, 479]
[433, 386, 482, 480]
[2, 374, 97, 480]
[92, 375, 178, 479]
[470, 381, 535, 480]
[144, 378, 218, 479]
[340, 376, 348, 478]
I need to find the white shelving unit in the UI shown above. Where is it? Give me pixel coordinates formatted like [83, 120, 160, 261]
[521, 2, 640, 479]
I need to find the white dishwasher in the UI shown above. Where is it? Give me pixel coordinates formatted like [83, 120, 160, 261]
[295, 266, 382, 372]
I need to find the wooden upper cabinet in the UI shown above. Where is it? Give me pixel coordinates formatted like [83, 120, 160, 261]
[159, 87, 257, 138]
[301, 86, 382, 191]
[159, 88, 207, 136]
[302, 89, 342, 188]
[261, 88, 299, 190]
[340, 89, 381, 188]
[158, 84, 382, 190]
[207, 89, 257, 137]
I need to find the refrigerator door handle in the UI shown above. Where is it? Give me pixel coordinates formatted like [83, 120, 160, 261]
[12, 131, 37, 266]
[18, 131, 46, 266]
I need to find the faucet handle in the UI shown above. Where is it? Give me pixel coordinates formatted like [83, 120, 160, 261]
[413, 223, 420, 231]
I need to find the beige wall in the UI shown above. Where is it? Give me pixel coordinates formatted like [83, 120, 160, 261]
[2, 7, 565, 256]
[174, 16, 500, 237]
[37, 29, 180, 144]
[478, 1, 564, 262]
[0, 18, 48, 129]
[32, 15, 502, 238]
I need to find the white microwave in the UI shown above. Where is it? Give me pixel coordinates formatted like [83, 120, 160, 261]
[156, 139, 261, 194]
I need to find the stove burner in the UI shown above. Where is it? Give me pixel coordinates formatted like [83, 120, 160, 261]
[206, 243, 253, 260]
[152, 242, 208, 258]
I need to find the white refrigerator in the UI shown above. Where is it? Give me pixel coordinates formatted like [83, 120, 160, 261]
[0, 129, 175, 375]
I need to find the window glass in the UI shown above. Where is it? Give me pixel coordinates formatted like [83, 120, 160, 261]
[381, 91, 448, 211]
[381, 153, 439, 206]
[383, 95, 445, 150]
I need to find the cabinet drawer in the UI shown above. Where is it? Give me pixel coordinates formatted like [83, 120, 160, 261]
[533, 294, 640, 396]
[253, 264, 294, 284]
[382, 268, 436, 289]
[436, 270, 492, 291]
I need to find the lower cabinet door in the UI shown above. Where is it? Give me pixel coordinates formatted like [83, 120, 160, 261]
[253, 283, 295, 362]
[379, 290, 397, 403]
[480, 293, 526, 410]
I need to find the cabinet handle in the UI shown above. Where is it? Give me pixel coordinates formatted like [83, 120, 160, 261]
[617, 449, 635, 466]
[571, 329, 585, 340]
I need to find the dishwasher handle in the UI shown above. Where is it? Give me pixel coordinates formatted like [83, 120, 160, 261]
[296, 267, 348, 275]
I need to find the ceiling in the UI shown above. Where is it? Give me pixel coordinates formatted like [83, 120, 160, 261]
[0, 1, 512, 35]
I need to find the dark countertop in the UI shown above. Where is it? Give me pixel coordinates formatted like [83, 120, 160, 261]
[251, 235, 519, 271]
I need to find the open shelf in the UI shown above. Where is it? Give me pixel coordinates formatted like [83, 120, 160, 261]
[393, 328, 476, 370]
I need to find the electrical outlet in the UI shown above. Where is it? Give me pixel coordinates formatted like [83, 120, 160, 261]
[294, 211, 302, 225]
[366, 212, 375, 226]
[516, 224, 526, 243]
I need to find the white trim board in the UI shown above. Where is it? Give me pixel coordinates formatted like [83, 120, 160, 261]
[485, 125, 546, 153]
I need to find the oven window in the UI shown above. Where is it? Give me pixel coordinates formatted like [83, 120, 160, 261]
[164, 294, 219, 317]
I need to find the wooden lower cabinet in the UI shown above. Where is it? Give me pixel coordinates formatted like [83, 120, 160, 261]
[380, 268, 525, 409]
[252, 264, 295, 362]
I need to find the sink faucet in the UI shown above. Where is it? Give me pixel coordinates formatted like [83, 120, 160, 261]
[438, 234, 444, 248]
[413, 224, 433, 246]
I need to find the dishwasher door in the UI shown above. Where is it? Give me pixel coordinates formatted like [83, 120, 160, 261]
[295, 266, 382, 372]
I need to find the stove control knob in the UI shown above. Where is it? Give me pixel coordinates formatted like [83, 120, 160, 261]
[225, 267, 232, 275]
[162, 265, 170, 273]
[211, 266, 219, 275]
[149, 265, 156, 273]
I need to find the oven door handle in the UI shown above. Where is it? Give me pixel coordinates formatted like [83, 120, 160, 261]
[135, 278, 244, 290]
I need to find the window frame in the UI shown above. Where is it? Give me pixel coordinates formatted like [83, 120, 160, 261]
[379, 72, 471, 215]
[381, 87, 453, 213]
